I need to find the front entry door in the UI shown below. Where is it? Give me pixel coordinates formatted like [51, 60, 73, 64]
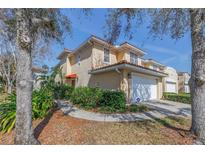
[71, 79, 75, 88]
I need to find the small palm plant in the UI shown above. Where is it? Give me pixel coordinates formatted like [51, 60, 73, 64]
[0, 93, 16, 133]
[0, 88, 55, 133]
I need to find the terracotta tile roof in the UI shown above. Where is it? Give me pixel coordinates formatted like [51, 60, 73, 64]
[91, 60, 168, 75]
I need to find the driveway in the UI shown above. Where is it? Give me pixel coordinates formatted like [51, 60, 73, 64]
[57, 99, 191, 122]
[143, 99, 191, 117]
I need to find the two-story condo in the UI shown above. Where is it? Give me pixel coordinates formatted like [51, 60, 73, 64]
[56, 35, 168, 103]
[178, 72, 190, 93]
[163, 66, 179, 94]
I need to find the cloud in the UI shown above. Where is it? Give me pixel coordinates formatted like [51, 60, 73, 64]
[143, 44, 191, 65]
[161, 56, 177, 64]
[143, 44, 185, 56]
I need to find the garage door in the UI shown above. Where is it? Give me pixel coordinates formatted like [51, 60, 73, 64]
[132, 75, 157, 103]
[185, 85, 190, 93]
[166, 82, 176, 93]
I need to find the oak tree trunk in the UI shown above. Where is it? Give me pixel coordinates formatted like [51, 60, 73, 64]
[189, 8, 205, 144]
[14, 9, 39, 145]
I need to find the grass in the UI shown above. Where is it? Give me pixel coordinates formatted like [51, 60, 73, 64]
[0, 110, 195, 145]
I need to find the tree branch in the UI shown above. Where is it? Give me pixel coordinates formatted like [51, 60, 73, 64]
[31, 17, 51, 25]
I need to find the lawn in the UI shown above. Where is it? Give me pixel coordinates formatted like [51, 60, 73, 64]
[0, 109, 195, 145]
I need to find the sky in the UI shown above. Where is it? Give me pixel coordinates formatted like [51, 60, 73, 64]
[45, 9, 192, 73]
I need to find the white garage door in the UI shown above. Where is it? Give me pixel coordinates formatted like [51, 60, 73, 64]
[132, 75, 157, 103]
[185, 85, 190, 93]
[166, 82, 176, 93]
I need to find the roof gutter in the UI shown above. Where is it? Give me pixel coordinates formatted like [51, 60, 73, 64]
[89, 63, 167, 77]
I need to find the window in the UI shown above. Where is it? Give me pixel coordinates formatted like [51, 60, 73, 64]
[77, 55, 80, 66]
[104, 48, 110, 63]
[130, 52, 138, 64]
[152, 65, 158, 70]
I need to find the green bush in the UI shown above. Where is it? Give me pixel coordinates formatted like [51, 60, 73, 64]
[70, 87, 103, 109]
[0, 97, 16, 133]
[53, 84, 74, 100]
[32, 88, 55, 119]
[129, 104, 148, 112]
[98, 90, 126, 112]
[70, 87, 126, 113]
[0, 86, 3, 93]
[163, 92, 191, 104]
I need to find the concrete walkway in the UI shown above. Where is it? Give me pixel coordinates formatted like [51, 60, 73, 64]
[57, 100, 191, 122]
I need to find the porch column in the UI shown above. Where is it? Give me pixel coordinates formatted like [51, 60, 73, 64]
[120, 69, 129, 103]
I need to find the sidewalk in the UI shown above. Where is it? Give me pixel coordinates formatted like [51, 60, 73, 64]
[57, 100, 191, 122]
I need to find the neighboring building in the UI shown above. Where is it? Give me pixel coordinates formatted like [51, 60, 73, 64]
[32, 66, 48, 90]
[57, 35, 168, 103]
[178, 72, 190, 93]
[163, 67, 178, 93]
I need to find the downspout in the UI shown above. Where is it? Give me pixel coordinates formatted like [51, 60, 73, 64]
[88, 40, 94, 69]
[115, 68, 121, 74]
[115, 68, 123, 93]
[115, 68, 121, 91]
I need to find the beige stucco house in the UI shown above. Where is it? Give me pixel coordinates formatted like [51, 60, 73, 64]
[178, 72, 190, 93]
[56, 35, 169, 103]
[163, 66, 179, 94]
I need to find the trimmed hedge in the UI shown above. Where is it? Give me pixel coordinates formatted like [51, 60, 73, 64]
[98, 90, 126, 111]
[163, 92, 191, 104]
[70, 87, 103, 109]
[53, 84, 74, 100]
[70, 87, 126, 112]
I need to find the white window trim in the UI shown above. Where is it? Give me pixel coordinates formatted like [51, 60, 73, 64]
[130, 52, 138, 64]
[104, 48, 110, 64]
[152, 64, 158, 71]
[77, 55, 81, 66]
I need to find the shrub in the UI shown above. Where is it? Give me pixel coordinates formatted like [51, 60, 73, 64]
[98, 90, 126, 112]
[32, 88, 55, 119]
[70, 87, 103, 109]
[0, 96, 16, 133]
[0, 88, 55, 133]
[0, 86, 3, 93]
[128, 104, 149, 112]
[163, 92, 191, 104]
[70, 87, 127, 112]
[53, 84, 74, 100]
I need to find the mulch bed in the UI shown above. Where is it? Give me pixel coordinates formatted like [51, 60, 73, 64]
[0, 108, 196, 145]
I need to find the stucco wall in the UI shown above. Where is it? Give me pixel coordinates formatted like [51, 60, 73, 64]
[184, 73, 190, 84]
[70, 45, 93, 87]
[157, 78, 163, 99]
[92, 43, 117, 69]
[164, 67, 178, 93]
[178, 73, 190, 93]
[116, 52, 125, 62]
[55, 58, 67, 83]
[124, 52, 142, 66]
[88, 71, 121, 90]
[178, 75, 184, 92]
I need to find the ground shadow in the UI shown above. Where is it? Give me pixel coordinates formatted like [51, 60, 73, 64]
[34, 106, 59, 139]
[144, 111, 191, 133]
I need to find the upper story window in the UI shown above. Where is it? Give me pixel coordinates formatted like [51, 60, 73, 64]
[152, 65, 158, 71]
[130, 52, 138, 64]
[104, 48, 110, 63]
[77, 55, 81, 66]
